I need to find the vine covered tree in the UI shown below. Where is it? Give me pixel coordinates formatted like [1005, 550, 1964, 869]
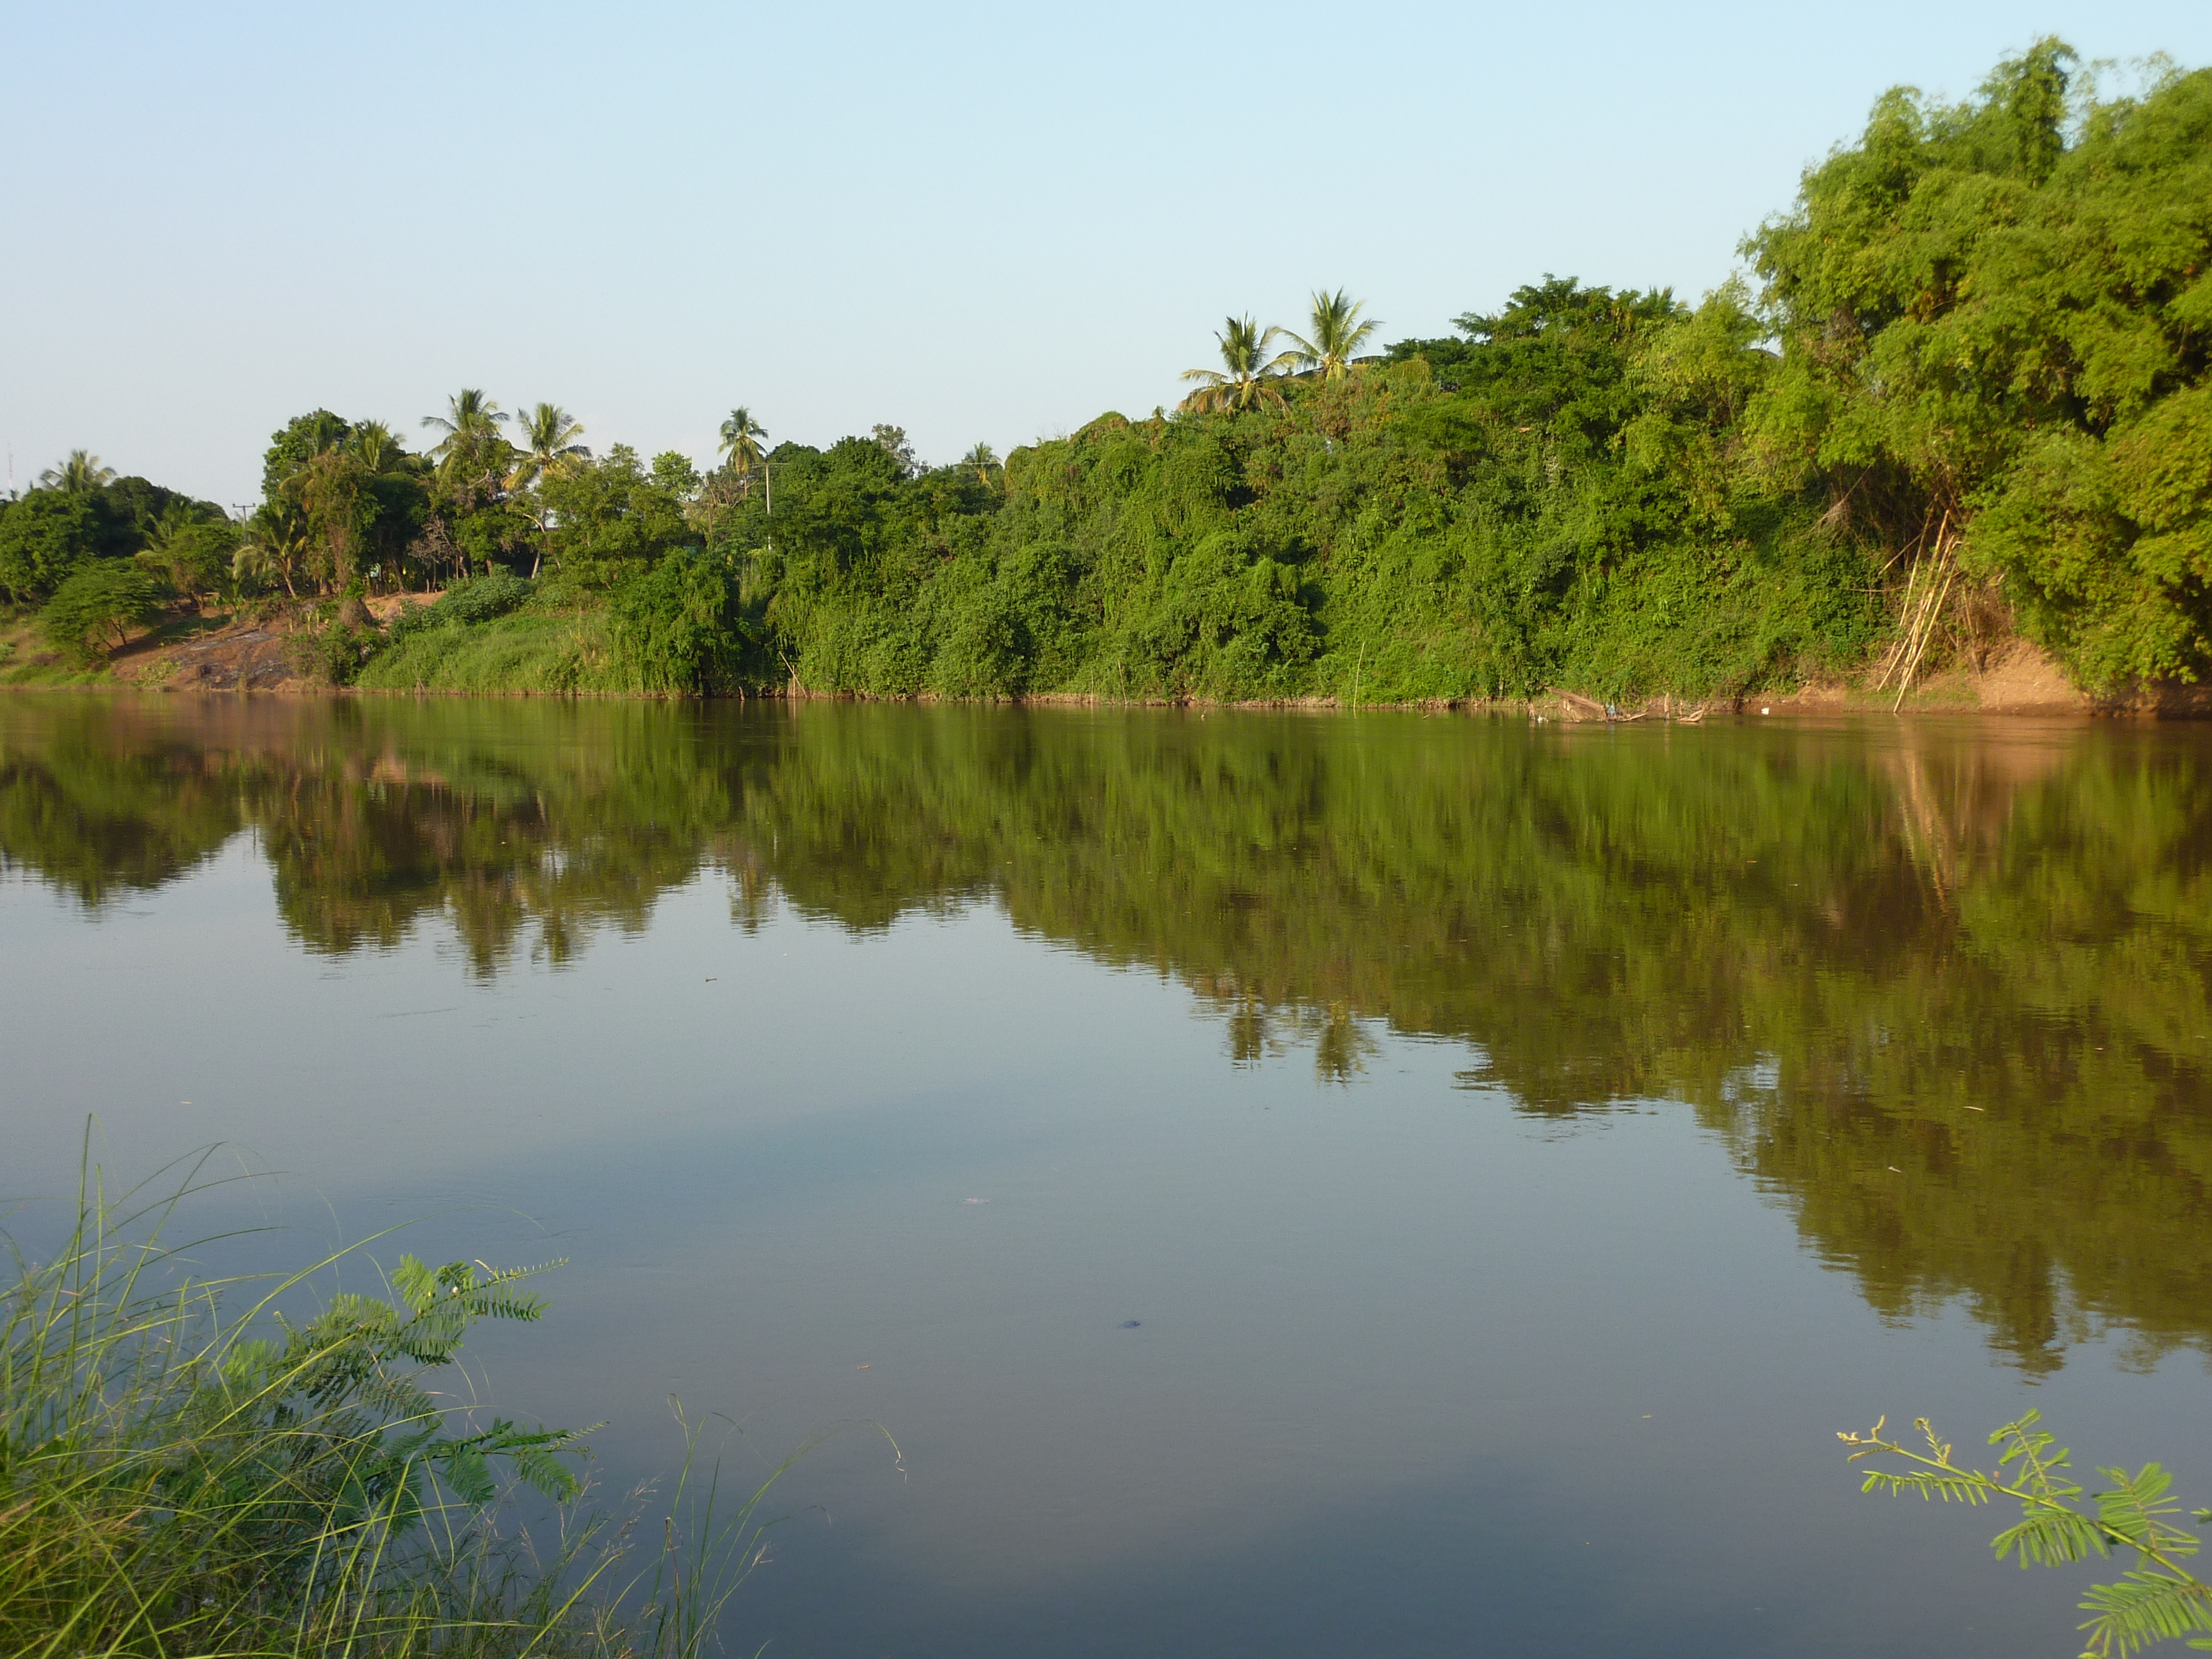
[1746, 40, 2212, 685]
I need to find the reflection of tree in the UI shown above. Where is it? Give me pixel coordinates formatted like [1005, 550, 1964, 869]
[0, 703, 243, 903]
[4, 697, 2210, 1373]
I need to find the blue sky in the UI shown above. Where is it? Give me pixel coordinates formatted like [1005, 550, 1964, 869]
[4, 1, 2208, 505]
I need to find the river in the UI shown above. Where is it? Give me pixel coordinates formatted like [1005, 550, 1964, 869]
[4, 692, 2209, 1656]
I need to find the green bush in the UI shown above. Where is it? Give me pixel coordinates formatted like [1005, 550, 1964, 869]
[1, 492, 106, 604]
[434, 570, 535, 625]
[304, 622, 383, 685]
[39, 563, 167, 665]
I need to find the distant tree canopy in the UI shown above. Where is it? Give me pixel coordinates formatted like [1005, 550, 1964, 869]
[0, 472, 227, 604]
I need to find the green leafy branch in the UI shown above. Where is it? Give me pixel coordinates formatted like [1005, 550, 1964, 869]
[1841, 1410, 2212, 1657]
[161, 1252, 593, 1554]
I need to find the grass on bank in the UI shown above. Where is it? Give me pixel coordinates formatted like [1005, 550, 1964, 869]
[354, 611, 614, 694]
[1, 1145, 805, 1658]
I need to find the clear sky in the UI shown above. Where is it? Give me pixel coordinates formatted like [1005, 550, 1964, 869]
[4, 1, 2208, 506]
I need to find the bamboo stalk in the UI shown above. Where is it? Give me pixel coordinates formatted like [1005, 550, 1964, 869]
[1894, 554, 1958, 711]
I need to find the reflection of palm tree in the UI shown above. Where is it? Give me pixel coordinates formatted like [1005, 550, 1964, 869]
[420, 389, 508, 471]
[1284, 290, 1381, 380]
[1179, 317, 1297, 414]
[509, 404, 590, 493]
[38, 450, 117, 492]
[719, 407, 769, 477]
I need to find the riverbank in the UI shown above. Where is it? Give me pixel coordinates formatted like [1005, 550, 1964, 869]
[7, 599, 2200, 717]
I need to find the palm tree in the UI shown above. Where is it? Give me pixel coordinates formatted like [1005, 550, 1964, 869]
[961, 442, 1001, 487]
[506, 403, 591, 574]
[38, 450, 116, 492]
[1284, 289, 1382, 380]
[347, 421, 412, 474]
[508, 403, 590, 494]
[1179, 317, 1298, 414]
[420, 389, 508, 472]
[719, 408, 769, 478]
[238, 503, 310, 600]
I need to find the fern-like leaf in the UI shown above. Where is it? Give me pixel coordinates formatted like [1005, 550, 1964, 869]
[1995, 1506, 2111, 1568]
[2079, 1572, 2212, 1658]
[391, 1253, 440, 1314]
[440, 1439, 496, 1507]
[2097, 1466, 2200, 1561]
[1862, 1469, 1995, 1504]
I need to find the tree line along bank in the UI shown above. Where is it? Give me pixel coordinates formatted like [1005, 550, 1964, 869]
[3, 40, 2207, 704]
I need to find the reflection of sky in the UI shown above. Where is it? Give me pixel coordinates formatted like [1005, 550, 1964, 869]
[2, 842, 2204, 1657]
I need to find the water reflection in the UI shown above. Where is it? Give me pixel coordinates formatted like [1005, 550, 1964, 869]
[4, 693, 2210, 1376]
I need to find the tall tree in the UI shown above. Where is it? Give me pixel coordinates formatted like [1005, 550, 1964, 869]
[37, 451, 116, 493]
[283, 448, 375, 595]
[236, 503, 310, 600]
[261, 412, 352, 500]
[0, 491, 105, 601]
[719, 408, 769, 478]
[1179, 316, 1297, 413]
[871, 424, 919, 476]
[509, 404, 590, 495]
[420, 390, 509, 476]
[506, 404, 591, 572]
[1284, 290, 1381, 381]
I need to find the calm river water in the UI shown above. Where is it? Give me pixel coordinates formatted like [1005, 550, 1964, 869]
[5, 693, 2211, 1656]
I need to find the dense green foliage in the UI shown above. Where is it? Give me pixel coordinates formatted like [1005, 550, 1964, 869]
[5, 695, 2210, 1379]
[0, 472, 226, 605]
[1748, 42, 2212, 686]
[0, 492, 107, 603]
[712, 280, 1879, 703]
[38, 564, 167, 664]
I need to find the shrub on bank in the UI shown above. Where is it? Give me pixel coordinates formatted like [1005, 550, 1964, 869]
[38, 564, 168, 665]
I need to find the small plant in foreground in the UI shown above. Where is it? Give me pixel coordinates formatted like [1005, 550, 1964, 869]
[1840, 1410, 2212, 1656]
[2, 1143, 822, 1657]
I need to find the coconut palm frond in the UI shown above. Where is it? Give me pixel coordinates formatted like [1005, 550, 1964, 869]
[38, 450, 117, 493]
[1179, 315, 1293, 414]
[1285, 289, 1382, 380]
[719, 407, 769, 476]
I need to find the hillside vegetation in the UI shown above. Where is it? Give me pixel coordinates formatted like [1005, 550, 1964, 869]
[4, 41, 2208, 705]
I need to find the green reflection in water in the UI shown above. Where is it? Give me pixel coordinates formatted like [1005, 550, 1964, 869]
[4, 693, 2210, 1376]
